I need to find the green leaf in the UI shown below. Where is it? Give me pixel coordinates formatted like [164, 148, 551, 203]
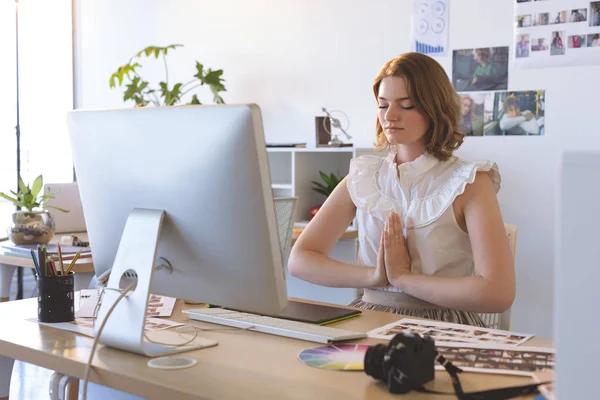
[31, 175, 43, 199]
[193, 62, 205, 81]
[312, 188, 330, 197]
[46, 205, 70, 213]
[319, 171, 333, 187]
[134, 44, 183, 60]
[22, 193, 33, 206]
[18, 177, 28, 195]
[311, 181, 329, 192]
[160, 82, 183, 106]
[124, 76, 150, 106]
[0, 192, 21, 205]
[189, 94, 202, 105]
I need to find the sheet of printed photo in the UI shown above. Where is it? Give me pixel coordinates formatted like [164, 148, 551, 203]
[76, 289, 176, 318]
[434, 342, 554, 377]
[367, 318, 534, 346]
[30, 317, 183, 338]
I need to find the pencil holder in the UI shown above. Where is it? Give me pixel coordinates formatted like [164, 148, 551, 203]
[37, 272, 75, 323]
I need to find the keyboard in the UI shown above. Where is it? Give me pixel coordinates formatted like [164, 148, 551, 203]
[183, 307, 367, 344]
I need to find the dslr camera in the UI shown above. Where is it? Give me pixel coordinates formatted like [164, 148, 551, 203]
[364, 332, 436, 394]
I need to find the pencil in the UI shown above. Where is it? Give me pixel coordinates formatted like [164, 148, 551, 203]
[57, 242, 65, 275]
[42, 245, 48, 277]
[65, 249, 83, 275]
[37, 245, 44, 277]
[30, 249, 41, 277]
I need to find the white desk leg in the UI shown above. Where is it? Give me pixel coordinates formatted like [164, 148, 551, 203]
[0, 264, 16, 302]
[0, 355, 15, 399]
[73, 272, 94, 291]
[49, 372, 79, 400]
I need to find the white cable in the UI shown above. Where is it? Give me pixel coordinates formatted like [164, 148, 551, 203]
[82, 282, 135, 400]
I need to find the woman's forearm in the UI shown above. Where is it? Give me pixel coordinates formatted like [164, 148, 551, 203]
[288, 250, 376, 288]
[392, 273, 514, 313]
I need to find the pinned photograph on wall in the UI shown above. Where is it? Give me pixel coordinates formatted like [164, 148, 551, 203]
[516, 14, 532, 27]
[515, 0, 600, 68]
[568, 34, 586, 48]
[531, 37, 549, 51]
[533, 12, 550, 26]
[491, 91, 545, 136]
[516, 34, 530, 57]
[458, 90, 545, 136]
[570, 8, 587, 23]
[410, 0, 450, 57]
[550, 31, 566, 55]
[458, 93, 490, 136]
[452, 47, 509, 92]
[588, 33, 600, 46]
[590, 2, 600, 26]
[550, 10, 568, 24]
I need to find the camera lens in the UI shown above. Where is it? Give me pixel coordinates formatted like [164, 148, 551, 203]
[364, 344, 388, 381]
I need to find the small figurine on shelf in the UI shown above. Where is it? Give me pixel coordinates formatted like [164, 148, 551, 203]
[308, 171, 342, 220]
[316, 107, 353, 147]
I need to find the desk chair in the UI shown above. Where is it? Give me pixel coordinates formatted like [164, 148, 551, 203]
[478, 223, 519, 331]
[274, 197, 297, 265]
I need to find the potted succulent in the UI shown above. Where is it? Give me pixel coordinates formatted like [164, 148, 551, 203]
[308, 171, 343, 220]
[0, 175, 68, 245]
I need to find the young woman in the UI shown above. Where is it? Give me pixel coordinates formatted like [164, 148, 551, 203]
[288, 52, 515, 326]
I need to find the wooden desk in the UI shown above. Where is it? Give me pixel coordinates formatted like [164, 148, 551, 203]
[0, 298, 550, 400]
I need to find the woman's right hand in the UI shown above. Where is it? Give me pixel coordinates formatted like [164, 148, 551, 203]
[368, 230, 389, 287]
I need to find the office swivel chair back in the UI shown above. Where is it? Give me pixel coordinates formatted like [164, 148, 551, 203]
[478, 223, 519, 331]
[273, 197, 298, 265]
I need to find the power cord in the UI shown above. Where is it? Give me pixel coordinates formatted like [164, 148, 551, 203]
[82, 281, 135, 400]
[82, 285, 254, 400]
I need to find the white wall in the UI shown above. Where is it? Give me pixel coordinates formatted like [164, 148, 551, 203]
[76, 0, 600, 337]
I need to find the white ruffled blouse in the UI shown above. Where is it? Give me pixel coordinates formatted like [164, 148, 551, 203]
[347, 149, 500, 295]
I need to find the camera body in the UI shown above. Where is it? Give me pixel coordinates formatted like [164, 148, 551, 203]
[364, 332, 436, 394]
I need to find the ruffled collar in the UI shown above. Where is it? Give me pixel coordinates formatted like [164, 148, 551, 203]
[387, 147, 440, 180]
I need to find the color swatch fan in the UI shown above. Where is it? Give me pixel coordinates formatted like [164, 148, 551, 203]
[297, 344, 369, 371]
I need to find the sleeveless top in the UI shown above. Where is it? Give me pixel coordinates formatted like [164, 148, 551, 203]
[346, 148, 500, 308]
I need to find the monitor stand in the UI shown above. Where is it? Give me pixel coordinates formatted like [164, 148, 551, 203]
[94, 208, 218, 357]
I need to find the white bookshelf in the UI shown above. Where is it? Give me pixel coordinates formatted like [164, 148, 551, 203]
[267, 146, 381, 226]
[266, 146, 383, 305]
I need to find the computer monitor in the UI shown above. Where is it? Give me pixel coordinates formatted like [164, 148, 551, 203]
[555, 150, 600, 398]
[67, 104, 288, 356]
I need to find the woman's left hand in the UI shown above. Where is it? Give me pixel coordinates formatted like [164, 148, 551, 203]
[383, 212, 412, 286]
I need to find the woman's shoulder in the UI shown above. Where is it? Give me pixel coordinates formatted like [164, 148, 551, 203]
[408, 156, 501, 228]
[346, 154, 387, 210]
[428, 156, 500, 198]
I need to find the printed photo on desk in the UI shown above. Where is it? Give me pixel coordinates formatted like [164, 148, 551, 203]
[368, 318, 534, 346]
[435, 342, 554, 377]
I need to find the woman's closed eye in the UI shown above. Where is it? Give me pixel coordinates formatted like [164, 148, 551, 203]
[399, 100, 415, 110]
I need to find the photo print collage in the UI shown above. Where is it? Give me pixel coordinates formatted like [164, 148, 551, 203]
[515, 0, 600, 68]
[452, 46, 545, 136]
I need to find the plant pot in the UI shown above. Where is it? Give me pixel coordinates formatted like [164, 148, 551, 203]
[308, 205, 321, 220]
[8, 209, 55, 245]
